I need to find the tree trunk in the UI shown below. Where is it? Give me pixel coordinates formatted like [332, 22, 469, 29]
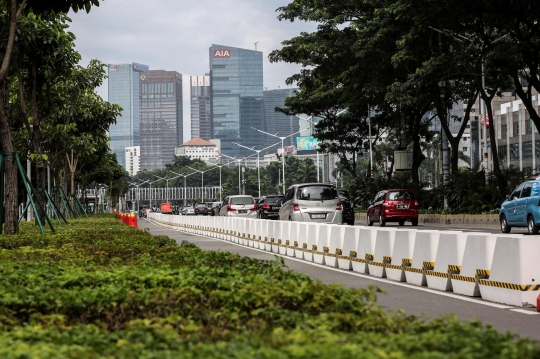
[0, 78, 18, 234]
[480, 90, 505, 190]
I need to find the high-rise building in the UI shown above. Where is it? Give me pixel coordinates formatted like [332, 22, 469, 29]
[209, 44, 264, 157]
[263, 88, 300, 151]
[139, 70, 183, 171]
[191, 74, 212, 140]
[107, 62, 149, 169]
[125, 146, 140, 176]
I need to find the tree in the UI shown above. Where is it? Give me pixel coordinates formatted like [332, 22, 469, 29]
[0, 0, 102, 234]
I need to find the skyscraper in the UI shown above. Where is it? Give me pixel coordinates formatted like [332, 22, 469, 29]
[107, 62, 149, 168]
[139, 70, 183, 171]
[209, 44, 264, 157]
[263, 88, 300, 150]
[190, 74, 212, 140]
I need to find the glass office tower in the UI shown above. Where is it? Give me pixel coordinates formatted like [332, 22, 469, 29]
[209, 44, 264, 158]
[139, 70, 183, 171]
[190, 74, 212, 140]
[108, 62, 149, 168]
[263, 88, 300, 151]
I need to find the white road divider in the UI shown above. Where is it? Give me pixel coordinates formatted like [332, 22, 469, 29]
[368, 228, 397, 278]
[426, 231, 467, 291]
[148, 213, 538, 308]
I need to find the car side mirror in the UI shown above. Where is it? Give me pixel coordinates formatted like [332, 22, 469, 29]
[505, 195, 509, 200]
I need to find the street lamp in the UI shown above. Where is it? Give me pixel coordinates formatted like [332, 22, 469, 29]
[220, 153, 243, 195]
[233, 141, 281, 198]
[148, 178, 161, 209]
[152, 174, 181, 203]
[186, 166, 206, 202]
[128, 180, 149, 212]
[206, 162, 224, 202]
[170, 170, 197, 206]
[251, 128, 302, 194]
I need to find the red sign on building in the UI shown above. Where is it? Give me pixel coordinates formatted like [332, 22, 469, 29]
[214, 49, 231, 58]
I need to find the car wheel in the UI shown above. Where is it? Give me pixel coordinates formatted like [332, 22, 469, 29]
[367, 214, 373, 226]
[379, 214, 386, 227]
[527, 215, 538, 235]
[398, 220, 404, 226]
[411, 219, 418, 227]
[500, 215, 511, 233]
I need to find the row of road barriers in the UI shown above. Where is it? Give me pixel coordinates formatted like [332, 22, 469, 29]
[148, 213, 540, 308]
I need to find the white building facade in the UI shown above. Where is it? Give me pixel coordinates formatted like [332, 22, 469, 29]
[125, 146, 141, 176]
[175, 137, 220, 162]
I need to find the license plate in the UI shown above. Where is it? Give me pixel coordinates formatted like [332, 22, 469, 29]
[238, 210, 248, 214]
[311, 214, 326, 219]
[272, 206, 278, 210]
[396, 204, 408, 209]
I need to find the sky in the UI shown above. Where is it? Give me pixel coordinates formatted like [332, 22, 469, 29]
[68, 0, 316, 142]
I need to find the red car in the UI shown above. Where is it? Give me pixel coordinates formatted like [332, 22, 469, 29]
[367, 189, 418, 226]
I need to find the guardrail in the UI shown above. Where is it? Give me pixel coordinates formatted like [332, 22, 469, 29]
[148, 213, 539, 308]
[355, 213, 500, 228]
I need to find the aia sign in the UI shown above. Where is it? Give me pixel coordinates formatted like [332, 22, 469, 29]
[214, 49, 231, 58]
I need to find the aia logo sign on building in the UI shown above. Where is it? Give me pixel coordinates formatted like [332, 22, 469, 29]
[214, 49, 231, 58]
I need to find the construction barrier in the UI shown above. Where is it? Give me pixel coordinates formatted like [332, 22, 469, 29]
[147, 213, 539, 308]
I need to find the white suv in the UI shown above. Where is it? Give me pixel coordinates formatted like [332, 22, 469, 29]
[278, 183, 342, 224]
[218, 195, 258, 218]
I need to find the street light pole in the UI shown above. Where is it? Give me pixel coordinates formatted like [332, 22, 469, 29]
[252, 128, 302, 194]
[207, 162, 223, 202]
[186, 166, 205, 202]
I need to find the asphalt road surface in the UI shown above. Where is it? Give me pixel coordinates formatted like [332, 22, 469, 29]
[354, 221, 532, 235]
[141, 219, 540, 341]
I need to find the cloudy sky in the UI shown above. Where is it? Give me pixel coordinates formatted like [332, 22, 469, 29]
[68, 0, 315, 141]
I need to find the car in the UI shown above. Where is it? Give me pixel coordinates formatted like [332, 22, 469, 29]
[338, 188, 355, 226]
[500, 180, 540, 234]
[277, 183, 343, 224]
[181, 205, 195, 215]
[257, 195, 284, 219]
[367, 189, 418, 227]
[210, 202, 221, 216]
[218, 195, 257, 218]
[194, 202, 211, 215]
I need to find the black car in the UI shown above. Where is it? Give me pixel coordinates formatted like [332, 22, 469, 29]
[338, 189, 355, 226]
[257, 195, 284, 220]
[194, 202, 210, 215]
[210, 202, 221, 216]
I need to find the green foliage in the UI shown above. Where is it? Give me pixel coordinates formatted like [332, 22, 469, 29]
[0, 217, 538, 357]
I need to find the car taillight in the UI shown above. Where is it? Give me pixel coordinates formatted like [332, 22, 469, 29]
[336, 203, 342, 211]
[262, 204, 271, 209]
[227, 204, 236, 212]
[250, 203, 257, 211]
[414, 201, 418, 206]
[293, 203, 300, 211]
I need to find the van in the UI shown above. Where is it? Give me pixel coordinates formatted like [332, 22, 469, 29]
[278, 183, 342, 224]
[218, 195, 257, 218]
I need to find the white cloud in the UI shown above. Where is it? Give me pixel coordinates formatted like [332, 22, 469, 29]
[68, 0, 315, 142]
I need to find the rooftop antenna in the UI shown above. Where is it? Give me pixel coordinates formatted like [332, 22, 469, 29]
[255, 41, 259, 51]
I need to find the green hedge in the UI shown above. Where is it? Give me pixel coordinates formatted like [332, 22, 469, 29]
[0, 215, 538, 358]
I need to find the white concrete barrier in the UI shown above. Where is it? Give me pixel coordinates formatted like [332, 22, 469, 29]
[304, 223, 319, 262]
[405, 230, 440, 286]
[426, 231, 467, 291]
[352, 228, 377, 274]
[272, 221, 283, 253]
[264, 221, 275, 251]
[479, 235, 540, 307]
[451, 233, 497, 297]
[313, 224, 329, 265]
[278, 221, 290, 255]
[295, 223, 308, 260]
[286, 222, 298, 257]
[243, 219, 251, 246]
[324, 225, 343, 268]
[259, 220, 269, 249]
[368, 228, 397, 278]
[386, 229, 417, 282]
[337, 226, 360, 270]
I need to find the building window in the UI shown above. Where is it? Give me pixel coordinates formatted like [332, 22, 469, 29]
[526, 119, 533, 134]
[498, 145, 507, 162]
[510, 143, 520, 161]
[523, 141, 532, 159]
[462, 147, 468, 152]
[501, 124, 507, 138]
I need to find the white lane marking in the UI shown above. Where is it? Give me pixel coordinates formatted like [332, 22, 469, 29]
[510, 309, 540, 315]
[148, 220, 517, 310]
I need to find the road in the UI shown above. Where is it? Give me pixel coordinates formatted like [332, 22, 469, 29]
[354, 221, 531, 235]
[141, 219, 540, 341]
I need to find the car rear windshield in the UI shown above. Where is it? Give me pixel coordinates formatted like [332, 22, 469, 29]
[265, 196, 283, 204]
[296, 186, 338, 201]
[230, 197, 254, 205]
[387, 191, 414, 201]
[196, 203, 206, 207]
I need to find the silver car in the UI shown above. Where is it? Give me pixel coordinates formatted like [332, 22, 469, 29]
[218, 195, 258, 218]
[278, 183, 343, 224]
